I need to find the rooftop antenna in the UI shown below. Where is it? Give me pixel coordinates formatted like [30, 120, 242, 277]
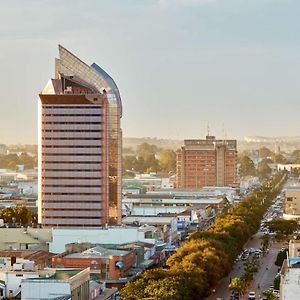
[222, 123, 225, 143]
[207, 121, 210, 137]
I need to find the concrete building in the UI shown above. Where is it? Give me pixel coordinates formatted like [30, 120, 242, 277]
[52, 245, 136, 282]
[0, 228, 52, 251]
[176, 136, 237, 189]
[122, 189, 224, 219]
[122, 216, 178, 244]
[38, 45, 122, 227]
[283, 187, 300, 220]
[21, 268, 90, 300]
[50, 227, 159, 253]
[289, 240, 300, 258]
[0, 250, 54, 269]
[280, 258, 300, 300]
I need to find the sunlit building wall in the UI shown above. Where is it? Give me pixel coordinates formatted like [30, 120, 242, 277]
[38, 45, 122, 227]
[176, 136, 237, 189]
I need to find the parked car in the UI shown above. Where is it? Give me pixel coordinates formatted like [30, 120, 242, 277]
[248, 291, 256, 299]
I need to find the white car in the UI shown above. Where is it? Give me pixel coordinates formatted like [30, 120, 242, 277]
[248, 291, 256, 299]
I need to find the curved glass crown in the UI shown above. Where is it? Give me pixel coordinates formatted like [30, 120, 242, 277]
[52, 45, 122, 113]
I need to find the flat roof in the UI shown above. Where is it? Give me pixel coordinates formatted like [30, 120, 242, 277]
[29, 268, 83, 280]
[122, 216, 176, 224]
[281, 267, 300, 299]
[0, 250, 55, 261]
[123, 198, 223, 205]
[65, 246, 128, 259]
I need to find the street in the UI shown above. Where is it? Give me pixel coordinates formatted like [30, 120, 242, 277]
[206, 232, 284, 300]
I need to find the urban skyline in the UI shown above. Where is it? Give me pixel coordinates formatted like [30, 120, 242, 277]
[1, 0, 300, 143]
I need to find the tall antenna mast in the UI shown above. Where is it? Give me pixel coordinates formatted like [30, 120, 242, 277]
[207, 121, 210, 136]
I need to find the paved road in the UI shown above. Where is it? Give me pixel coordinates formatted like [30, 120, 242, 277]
[206, 233, 284, 300]
[244, 241, 282, 299]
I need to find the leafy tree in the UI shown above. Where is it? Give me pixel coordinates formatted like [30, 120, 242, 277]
[260, 234, 270, 250]
[0, 153, 37, 170]
[239, 156, 256, 176]
[271, 153, 286, 164]
[159, 149, 176, 173]
[0, 206, 37, 225]
[136, 143, 158, 159]
[275, 249, 288, 266]
[228, 277, 245, 296]
[267, 219, 299, 235]
[259, 147, 273, 159]
[263, 290, 277, 300]
[257, 159, 272, 178]
[274, 275, 280, 290]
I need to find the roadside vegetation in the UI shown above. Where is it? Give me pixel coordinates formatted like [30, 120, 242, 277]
[121, 172, 287, 300]
[0, 206, 38, 226]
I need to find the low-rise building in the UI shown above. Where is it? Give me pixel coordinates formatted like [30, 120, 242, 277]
[283, 186, 300, 220]
[50, 226, 158, 253]
[289, 240, 300, 258]
[280, 258, 300, 300]
[0, 250, 54, 269]
[122, 193, 223, 217]
[21, 268, 90, 300]
[52, 245, 136, 283]
[122, 216, 178, 244]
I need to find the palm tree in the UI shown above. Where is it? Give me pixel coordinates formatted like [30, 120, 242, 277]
[228, 277, 245, 296]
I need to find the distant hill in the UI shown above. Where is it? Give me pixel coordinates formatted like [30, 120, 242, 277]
[123, 137, 183, 150]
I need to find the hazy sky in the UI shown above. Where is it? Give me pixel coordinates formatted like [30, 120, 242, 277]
[1, 0, 300, 144]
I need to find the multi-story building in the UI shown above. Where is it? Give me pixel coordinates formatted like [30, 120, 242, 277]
[38, 45, 122, 227]
[176, 136, 237, 189]
[283, 186, 300, 220]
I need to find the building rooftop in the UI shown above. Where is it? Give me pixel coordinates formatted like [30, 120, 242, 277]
[0, 250, 54, 261]
[122, 216, 176, 225]
[27, 268, 84, 281]
[281, 266, 300, 299]
[65, 246, 128, 259]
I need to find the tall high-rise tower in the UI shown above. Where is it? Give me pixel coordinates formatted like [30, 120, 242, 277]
[38, 45, 122, 227]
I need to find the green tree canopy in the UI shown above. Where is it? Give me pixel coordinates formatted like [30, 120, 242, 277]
[267, 219, 299, 235]
[159, 149, 176, 173]
[259, 147, 273, 159]
[257, 159, 272, 178]
[136, 143, 158, 159]
[0, 206, 37, 225]
[228, 277, 245, 296]
[239, 155, 256, 176]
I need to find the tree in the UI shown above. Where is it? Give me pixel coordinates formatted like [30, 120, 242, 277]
[159, 149, 176, 173]
[274, 275, 280, 290]
[267, 219, 299, 235]
[257, 159, 272, 178]
[271, 153, 286, 164]
[275, 249, 288, 266]
[263, 290, 277, 300]
[260, 234, 270, 250]
[259, 147, 273, 159]
[136, 143, 158, 159]
[239, 156, 256, 176]
[0, 206, 37, 225]
[228, 277, 245, 296]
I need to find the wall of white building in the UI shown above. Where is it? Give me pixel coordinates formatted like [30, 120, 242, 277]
[50, 228, 156, 253]
[22, 280, 70, 300]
